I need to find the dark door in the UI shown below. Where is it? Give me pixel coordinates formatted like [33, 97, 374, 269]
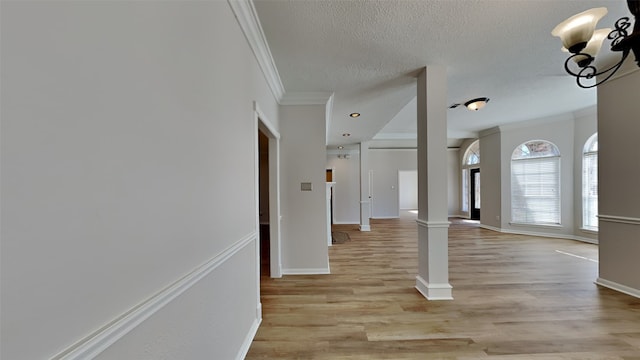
[470, 168, 480, 220]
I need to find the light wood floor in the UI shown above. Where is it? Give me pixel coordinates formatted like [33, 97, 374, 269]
[247, 212, 640, 359]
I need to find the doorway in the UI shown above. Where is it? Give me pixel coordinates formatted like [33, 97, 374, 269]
[398, 170, 418, 211]
[470, 168, 480, 220]
[255, 104, 281, 279]
[258, 130, 270, 276]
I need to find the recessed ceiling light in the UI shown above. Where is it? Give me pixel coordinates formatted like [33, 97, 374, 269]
[349, 113, 361, 118]
[338, 146, 344, 149]
[342, 133, 351, 137]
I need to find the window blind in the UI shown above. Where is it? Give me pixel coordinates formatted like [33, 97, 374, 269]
[583, 152, 598, 230]
[511, 156, 560, 224]
[461, 169, 469, 212]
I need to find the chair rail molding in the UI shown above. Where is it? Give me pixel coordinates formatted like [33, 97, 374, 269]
[598, 214, 640, 225]
[50, 232, 257, 360]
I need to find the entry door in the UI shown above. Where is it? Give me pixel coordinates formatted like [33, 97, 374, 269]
[470, 168, 480, 220]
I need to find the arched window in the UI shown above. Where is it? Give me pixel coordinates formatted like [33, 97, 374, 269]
[463, 141, 480, 165]
[583, 134, 598, 231]
[461, 140, 480, 214]
[511, 140, 561, 225]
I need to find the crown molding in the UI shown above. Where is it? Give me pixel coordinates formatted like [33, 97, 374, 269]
[228, 0, 285, 102]
[280, 91, 334, 105]
[372, 132, 418, 140]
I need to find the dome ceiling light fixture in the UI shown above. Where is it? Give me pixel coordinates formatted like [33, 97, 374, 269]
[551, 0, 640, 88]
[349, 112, 361, 118]
[449, 97, 490, 111]
[464, 97, 490, 111]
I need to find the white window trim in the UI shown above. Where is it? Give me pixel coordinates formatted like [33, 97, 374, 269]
[510, 140, 561, 226]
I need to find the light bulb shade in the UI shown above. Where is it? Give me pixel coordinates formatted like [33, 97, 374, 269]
[464, 97, 489, 111]
[564, 28, 612, 66]
[552, 7, 608, 53]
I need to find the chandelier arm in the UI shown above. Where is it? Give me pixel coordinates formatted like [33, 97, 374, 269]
[563, 50, 630, 88]
[609, 17, 631, 48]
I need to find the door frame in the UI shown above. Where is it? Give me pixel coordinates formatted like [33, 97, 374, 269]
[470, 168, 480, 220]
[254, 102, 282, 279]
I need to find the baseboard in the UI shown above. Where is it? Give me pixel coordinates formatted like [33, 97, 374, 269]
[573, 235, 598, 244]
[596, 278, 640, 299]
[235, 311, 262, 360]
[371, 216, 399, 219]
[479, 224, 502, 233]
[359, 225, 371, 231]
[51, 232, 257, 360]
[282, 267, 331, 275]
[480, 224, 598, 244]
[415, 276, 453, 301]
[332, 221, 359, 225]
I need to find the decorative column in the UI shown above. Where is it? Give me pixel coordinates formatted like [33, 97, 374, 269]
[359, 141, 371, 231]
[415, 66, 453, 300]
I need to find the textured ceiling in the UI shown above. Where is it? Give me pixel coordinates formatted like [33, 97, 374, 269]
[253, 0, 630, 145]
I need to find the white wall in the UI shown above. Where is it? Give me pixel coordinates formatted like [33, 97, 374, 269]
[398, 170, 418, 210]
[476, 130, 502, 228]
[280, 105, 330, 274]
[573, 106, 598, 242]
[1, 2, 278, 359]
[370, 149, 417, 218]
[367, 148, 460, 218]
[326, 150, 361, 224]
[474, 110, 601, 242]
[499, 115, 576, 236]
[597, 68, 640, 294]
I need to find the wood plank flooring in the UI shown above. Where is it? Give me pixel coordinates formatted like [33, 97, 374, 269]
[246, 212, 640, 359]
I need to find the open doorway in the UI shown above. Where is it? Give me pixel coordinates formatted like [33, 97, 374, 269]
[255, 104, 281, 280]
[258, 130, 270, 276]
[399, 170, 418, 211]
[470, 168, 480, 220]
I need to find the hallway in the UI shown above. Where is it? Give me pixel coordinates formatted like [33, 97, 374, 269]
[247, 213, 640, 359]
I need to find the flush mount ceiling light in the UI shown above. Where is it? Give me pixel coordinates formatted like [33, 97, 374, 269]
[349, 112, 361, 118]
[449, 97, 490, 111]
[464, 97, 490, 111]
[552, 0, 640, 88]
[342, 133, 351, 137]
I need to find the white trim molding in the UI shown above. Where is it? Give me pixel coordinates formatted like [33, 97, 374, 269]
[359, 225, 371, 231]
[573, 235, 598, 244]
[228, 0, 285, 102]
[598, 214, 640, 225]
[415, 276, 453, 300]
[479, 224, 598, 244]
[416, 219, 451, 228]
[236, 314, 262, 360]
[280, 91, 334, 105]
[254, 102, 280, 140]
[51, 233, 257, 360]
[596, 278, 640, 299]
[282, 267, 331, 275]
[479, 224, 501, 233]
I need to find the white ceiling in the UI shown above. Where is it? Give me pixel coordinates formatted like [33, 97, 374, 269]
[252, 0, 630, 146]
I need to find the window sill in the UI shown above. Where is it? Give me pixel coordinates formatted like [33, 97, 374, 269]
[580, 227, 598, 234]
[509, 222, 562, 229]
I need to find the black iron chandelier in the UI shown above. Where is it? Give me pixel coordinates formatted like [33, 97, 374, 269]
[552, 0, 640, 88]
